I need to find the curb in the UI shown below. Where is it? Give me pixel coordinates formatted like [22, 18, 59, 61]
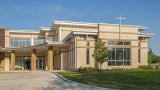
[53, 72, 115, 90]
[53, 72, 71, 82]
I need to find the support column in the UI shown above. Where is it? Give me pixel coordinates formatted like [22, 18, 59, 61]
[48, 46, 53, 71]
[10, 51, 15, 71]
[45, 55, 48, 70]
[31, 49, 36, 71]
[60, 49, 63, 70]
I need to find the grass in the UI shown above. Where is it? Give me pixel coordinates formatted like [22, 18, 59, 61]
[57, 70, 160, 90]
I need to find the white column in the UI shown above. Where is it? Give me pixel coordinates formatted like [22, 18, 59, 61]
[31, 34, 34, 46]
[60, 51, 63, 70]
[45, 32, 48, 43]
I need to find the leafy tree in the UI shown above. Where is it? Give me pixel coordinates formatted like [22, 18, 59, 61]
[92, 38, 109, 74]
[153, 55, 160, 63]
[148, 48, 160, 65]
[148, 48, 154, 66]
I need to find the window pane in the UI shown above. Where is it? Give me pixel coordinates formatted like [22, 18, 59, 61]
[124, 61, 130, 65]
[34, 38, 44, 45]
[10, 38, 13, 47]
[124, 42, 131, 45]
[14, 40, 19, 48]
[116, 41, 123, 45]
[116, 61, 123, 66]
[108, 61, 115, 66]
[47, 36, 53, 42]
[124, 48, 130, 60]
[107, 41, 115, 45]
[26, 40, 30, 47]
[116, 48, 123, 60]
[108, 48, 115, 60]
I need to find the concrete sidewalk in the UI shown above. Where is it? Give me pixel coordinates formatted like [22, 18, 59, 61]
[0, 71, 114, 90]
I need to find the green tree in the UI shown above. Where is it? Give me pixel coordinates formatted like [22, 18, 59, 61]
[148, 48, 154, 66]
[92, 38, 109, 74]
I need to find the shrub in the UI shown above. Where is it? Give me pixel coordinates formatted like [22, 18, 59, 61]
[15, 68, 22, 70]
[77, 67, 97, 72]
[138, 65, 154, 69]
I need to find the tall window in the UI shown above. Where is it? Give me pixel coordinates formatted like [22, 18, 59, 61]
[86, 48, 90, 64]
[108, 48, 131, 66]
[138, 49, 140, 63]
[138, 41, 141, 63]
[10, 37, 31, 48]
[107, 40, 131, 66]
[86, 41, 90, 46]
[34, 38, 44, 45]
[86, 41, 90, 64]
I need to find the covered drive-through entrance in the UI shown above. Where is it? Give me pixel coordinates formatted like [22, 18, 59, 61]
[15, 57, 45, 70]
[1, 42, 69, 71]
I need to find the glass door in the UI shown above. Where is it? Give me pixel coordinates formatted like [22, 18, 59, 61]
[24, 59, 31, 70]
[36, 58, 44, 70]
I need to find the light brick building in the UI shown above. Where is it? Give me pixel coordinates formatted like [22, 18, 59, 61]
[0, 21, 154, 71]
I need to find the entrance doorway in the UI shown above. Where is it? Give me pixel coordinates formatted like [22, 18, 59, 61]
[24, 59, 30, 70]
[15, 57, 31, 70]
[36, 57, 45, 70]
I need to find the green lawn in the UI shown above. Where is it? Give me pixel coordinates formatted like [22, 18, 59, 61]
[57, 70, 160, 90]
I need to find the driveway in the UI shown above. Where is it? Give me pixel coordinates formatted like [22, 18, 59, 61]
[0, 71, 113, 90]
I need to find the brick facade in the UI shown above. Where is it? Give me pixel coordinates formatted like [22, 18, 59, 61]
[0, 52, 5, 71]
[0, 28, 5, 48]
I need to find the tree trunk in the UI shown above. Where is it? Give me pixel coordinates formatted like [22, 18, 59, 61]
[99, 64, 102, 75]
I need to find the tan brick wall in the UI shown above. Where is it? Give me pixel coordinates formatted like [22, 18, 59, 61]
[76, 39, 95, 68]
[0, 53, 5, 71]
[0, 28, 6, 48]
[139, 48, 148, 65]
[61, 52, 69, 70]
[99, 24, 138, 40]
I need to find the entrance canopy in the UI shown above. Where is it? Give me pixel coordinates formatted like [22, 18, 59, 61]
[0, 42, 69, 52]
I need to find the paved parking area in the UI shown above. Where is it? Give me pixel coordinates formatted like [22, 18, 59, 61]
[0, 71, 113, 90]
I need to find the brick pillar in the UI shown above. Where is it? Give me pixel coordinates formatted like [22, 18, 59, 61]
[48, 46, 53, 71]
[31, 49, 36, 71]
[45, 55, 48, 70]
[10, 51, 15, 71]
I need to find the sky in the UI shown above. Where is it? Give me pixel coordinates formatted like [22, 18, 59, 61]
[0, 0, 160, 55]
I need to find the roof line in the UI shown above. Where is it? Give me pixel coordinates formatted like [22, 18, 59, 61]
[53, 20, 146, 30]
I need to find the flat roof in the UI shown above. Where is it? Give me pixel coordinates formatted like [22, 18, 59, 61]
[9, 30, 39, 33]
[53, 20, 147, 30]
[138, 33, 155, 38]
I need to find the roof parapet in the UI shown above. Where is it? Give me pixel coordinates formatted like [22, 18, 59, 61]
[139, 33, 155, 38]
[138, 26, 147, 31]
[53, 21, 98, 28]
[40, 27, 50, 31]
[9, 30, 39, 33]
[53, 21, 147, 30]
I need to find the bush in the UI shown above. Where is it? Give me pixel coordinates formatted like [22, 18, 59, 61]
[77, 67, 97, 72]
[138, 65, 154, 69]
[15, 68, 22, 70]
